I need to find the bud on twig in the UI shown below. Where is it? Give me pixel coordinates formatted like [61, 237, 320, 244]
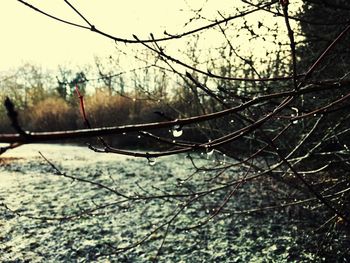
[280, 0, 289, 7]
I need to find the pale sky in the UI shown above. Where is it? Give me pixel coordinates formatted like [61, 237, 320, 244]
[0, 1, 302, 74]
[0, 0, 227, 72]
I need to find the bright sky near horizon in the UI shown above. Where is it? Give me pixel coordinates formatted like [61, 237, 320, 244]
[0, 1, 302, 76]
[0, 0, 234, 73]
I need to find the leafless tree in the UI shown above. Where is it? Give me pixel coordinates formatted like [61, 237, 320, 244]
[1, 0, 349, 261]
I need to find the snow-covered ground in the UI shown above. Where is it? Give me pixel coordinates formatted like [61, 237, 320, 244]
[0, 144, 323, 262]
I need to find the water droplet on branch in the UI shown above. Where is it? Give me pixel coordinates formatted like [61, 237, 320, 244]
[147, 157, 157, 166]
[291, 107, 299, 124]
[206, 149, 214, 159]
[222, 154, 227, 165]
[172, 125, 183, 138]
